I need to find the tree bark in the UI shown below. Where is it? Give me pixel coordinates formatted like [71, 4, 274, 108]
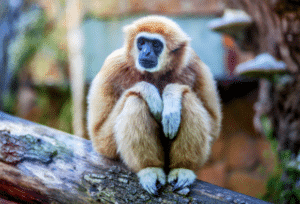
[0, 111, 269, 204]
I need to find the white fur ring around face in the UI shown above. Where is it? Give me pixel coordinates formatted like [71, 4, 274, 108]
[168, 168, 196, 191]
[137, 167, 166, 195]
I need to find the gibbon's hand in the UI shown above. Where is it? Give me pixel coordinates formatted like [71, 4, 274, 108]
[162, 84, 183, 139]
[131, 81, 163, 122]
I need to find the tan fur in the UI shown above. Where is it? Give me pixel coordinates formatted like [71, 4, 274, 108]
[87, 15, 222, 173]
[115, 95, 164, 172]
[169, 85, 212, 171]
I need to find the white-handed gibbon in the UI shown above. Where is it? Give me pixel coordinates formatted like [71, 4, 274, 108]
[87, 15, 222, 195]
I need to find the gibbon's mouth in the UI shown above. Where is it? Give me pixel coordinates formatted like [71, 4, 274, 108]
[140, 59, 157, 69]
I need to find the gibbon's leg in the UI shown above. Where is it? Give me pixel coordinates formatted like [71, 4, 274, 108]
[90, 81, 163, 160]
[114, 82, 166, 195]
[162, 84, 212, 190]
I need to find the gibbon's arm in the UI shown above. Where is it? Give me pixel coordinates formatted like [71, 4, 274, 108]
[112, 81, 163, 123]
[162, 84, 187, 139]
[87, 49, 125, 142]
[87, 49, 164, 141]
[191, 55, 222, 141]
[123, 81, 163, 122]
[87, 71, 117, 141]
[162, 54, 222, 141]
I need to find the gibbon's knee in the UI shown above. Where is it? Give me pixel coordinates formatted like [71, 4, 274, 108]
[169, 90, 213, 172]
[89, 81, 162, 160]
[114, 95, 164, 172]
[90, 106, 120, 160]
[91, 129, 119, 159]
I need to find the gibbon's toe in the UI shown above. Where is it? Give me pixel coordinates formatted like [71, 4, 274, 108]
[168, 168, 196, 191]
[137, 167, 166, 195]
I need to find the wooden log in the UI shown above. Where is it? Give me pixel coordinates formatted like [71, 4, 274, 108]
[0, 111, 270, 203]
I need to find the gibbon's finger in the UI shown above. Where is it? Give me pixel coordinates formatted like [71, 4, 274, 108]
[162, 113, 170, 138]
[168, 168, 196, 191]
[145, 90, 163, 122]
[137, 167, 166, 195]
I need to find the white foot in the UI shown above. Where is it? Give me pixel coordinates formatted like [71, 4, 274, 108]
[168, 168, 196, 191]
[137, 167, 166, 195]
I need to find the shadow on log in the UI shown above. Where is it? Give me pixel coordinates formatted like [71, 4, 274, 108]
[0, 111, 269, 204]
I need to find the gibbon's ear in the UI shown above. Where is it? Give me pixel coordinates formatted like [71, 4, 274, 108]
[123, 23, 137, 54]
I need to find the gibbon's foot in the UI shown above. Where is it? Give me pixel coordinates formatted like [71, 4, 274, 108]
[168, 168, 196, 191]
[162, 106, 181, 139]
[137, 167, 166, 195]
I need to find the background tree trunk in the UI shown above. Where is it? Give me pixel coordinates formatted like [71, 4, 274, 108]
[223, 1, 300, 202]
[66, 0, 87, 139]
[227, 0, 300, 155]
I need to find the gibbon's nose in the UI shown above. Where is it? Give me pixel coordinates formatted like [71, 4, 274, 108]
[142, 42, 152, 56]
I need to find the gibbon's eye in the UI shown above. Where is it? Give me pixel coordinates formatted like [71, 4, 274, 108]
[153, 40, 160, 48]
[172, 47, 180, 53]
[137, 37, 145, 50]
[152, 39, 163, 55]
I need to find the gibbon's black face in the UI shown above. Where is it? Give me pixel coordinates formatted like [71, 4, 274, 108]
[137, 36, 164, 69]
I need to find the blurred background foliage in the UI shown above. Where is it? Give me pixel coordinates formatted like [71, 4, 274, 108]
[1, 0, 71, 132]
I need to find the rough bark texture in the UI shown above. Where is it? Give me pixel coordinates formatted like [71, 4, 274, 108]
[0, 111, 270, 204]
[227, 0, 300, 155]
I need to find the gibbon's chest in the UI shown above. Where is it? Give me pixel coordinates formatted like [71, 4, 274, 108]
[114, 66, 196, 97]
[144, 68, 196, 94]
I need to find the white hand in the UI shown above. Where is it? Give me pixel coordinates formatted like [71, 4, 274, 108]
[162, 84, 183, 139]
[162, 102, 181, 139]
[131, 81, 163, 122]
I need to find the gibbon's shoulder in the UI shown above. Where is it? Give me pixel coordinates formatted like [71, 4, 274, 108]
[99, 48, 127, 73]
[89, 48, 127, 88]
[188, 49, 214, 78]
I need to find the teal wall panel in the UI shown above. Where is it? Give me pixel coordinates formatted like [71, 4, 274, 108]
[83, 16, 224, 81]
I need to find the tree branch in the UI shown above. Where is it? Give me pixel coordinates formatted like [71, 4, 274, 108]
[0, 112, 269, 203]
